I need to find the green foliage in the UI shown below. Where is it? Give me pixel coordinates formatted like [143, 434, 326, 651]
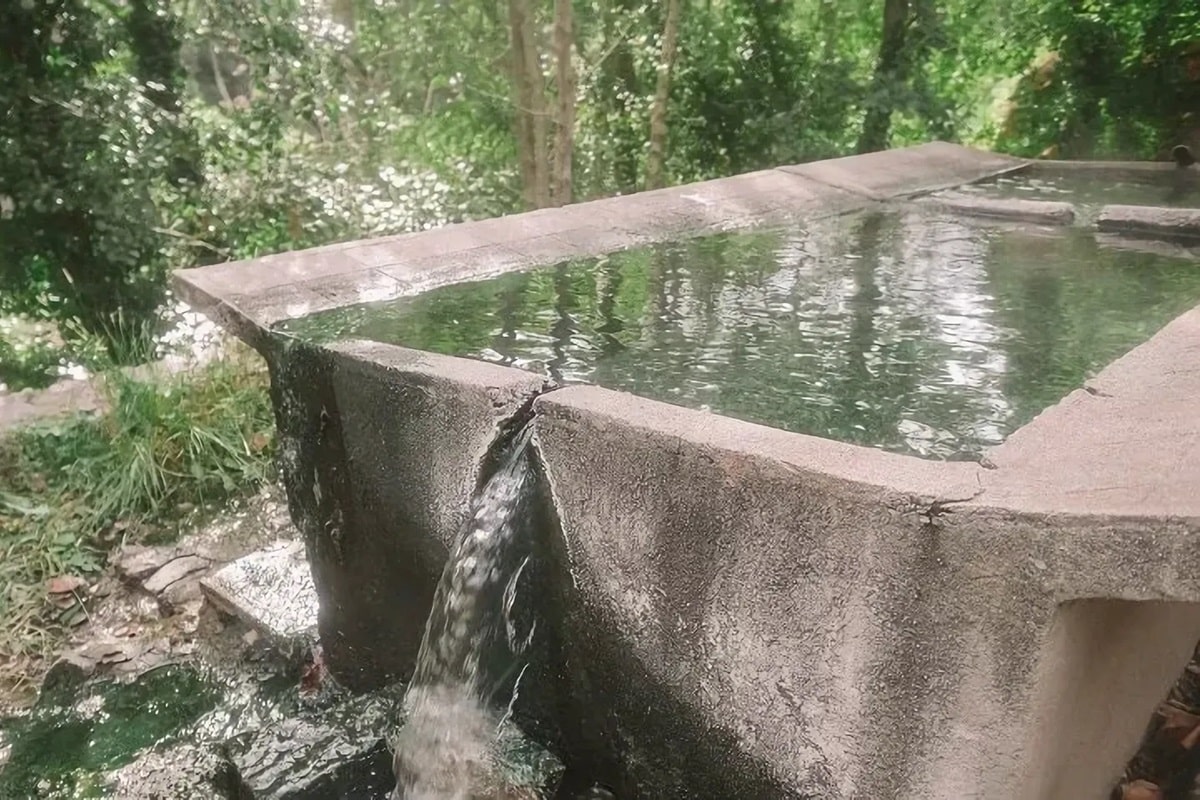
[0, 0, 201, 349]
[0, 318, 66, 392]
[996, 0, 1200, 158]
[0, 351, 274, 666]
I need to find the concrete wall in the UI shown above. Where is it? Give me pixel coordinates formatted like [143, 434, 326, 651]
[172, 143, 1200, 798]
[266, 337, 547, 688]
[532, 383, 1200, 799]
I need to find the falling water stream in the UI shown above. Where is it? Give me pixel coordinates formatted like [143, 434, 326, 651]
[390, 417, 554, 800]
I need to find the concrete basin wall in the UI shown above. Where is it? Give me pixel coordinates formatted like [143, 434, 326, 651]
[533, 380, 1200, 799]
[172, 142, 1200, 798]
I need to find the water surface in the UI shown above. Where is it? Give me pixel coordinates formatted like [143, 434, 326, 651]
[0, 666, 217, 797]
[959, 169, 1200, 221]
[283, 210, 1200, 460]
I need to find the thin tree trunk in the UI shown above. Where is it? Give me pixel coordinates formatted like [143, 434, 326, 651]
[551, 0, 576, 206]
[602, 0, 642, 193]
[857, 0, 910, 154]
[645, 0, 683, 191]
[507, 0, 550, 208]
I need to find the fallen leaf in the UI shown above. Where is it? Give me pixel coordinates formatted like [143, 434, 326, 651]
[46, 575, 86, 595]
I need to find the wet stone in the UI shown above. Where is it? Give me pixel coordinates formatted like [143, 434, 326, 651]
[106, 742, 239, 800]
[1098, 204, 1200, 239]
[921, 191, 1077, 225]
[201, 540, 319, 657]
[160, 576, 204, 612]
[40, 650, 97, 696]
[144, 554, 211, 595]
[225, 686, 403, 799]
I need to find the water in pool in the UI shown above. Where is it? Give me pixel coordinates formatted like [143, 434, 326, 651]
[956, 168, 1200, 221]
[281, 209, 1200, 461]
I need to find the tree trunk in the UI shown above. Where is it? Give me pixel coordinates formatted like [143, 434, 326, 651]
[551, 0, 576, 206]
[602, 0, 643, 193]
[507, 0, 550, 208]
[856, 0, 910, 154]
[645, 0, 683, 191]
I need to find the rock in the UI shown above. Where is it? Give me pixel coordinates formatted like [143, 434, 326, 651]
[106, 742, 239, 800]
[225, 685, 404, 799]
[144, 554, 211, 595]
[114, 544, 180, 583]
[40, 650, 97, 696]
[73, 636, 174, 679]
[200, 541, 318, 658]
[160, 576, 203, 612]
[79, 636, 146, 666]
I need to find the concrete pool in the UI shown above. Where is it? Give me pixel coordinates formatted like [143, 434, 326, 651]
[174, 142, 1200, 799]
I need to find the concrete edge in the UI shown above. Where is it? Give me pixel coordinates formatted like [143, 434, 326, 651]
[976, 304, 1200, 520]
[171, 142, 1028, 339]
[324, 337, 555, 396]
[532, 383, 981, 503]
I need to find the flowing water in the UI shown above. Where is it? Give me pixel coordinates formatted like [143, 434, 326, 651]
[390, 419, 561, 800]
[281, 208, 1200, 461]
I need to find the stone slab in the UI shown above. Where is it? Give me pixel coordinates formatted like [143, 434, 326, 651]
[920, 192, 1076, 225]
[200, 540, 319, 655]
[1098, 204, 1200, 239]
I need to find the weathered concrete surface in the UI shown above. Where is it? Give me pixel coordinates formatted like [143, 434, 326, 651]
[533, 381, 1200, 799]
[980, 305, 1200, 519]
[919, 192, 1076, 225]
[780, 140, 1024, 199]
[1018, 600, 1200, 800]
[266, 336, 548, 689]
[1098, 204, 1200, 239]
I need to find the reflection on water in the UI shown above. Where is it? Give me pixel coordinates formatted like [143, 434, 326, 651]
[283, 210, 1200, 460]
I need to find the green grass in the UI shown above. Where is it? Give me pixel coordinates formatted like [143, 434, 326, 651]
[0, 346, 275, 693]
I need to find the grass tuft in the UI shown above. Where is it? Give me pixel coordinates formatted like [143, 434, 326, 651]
[0, 345, 276, 693]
